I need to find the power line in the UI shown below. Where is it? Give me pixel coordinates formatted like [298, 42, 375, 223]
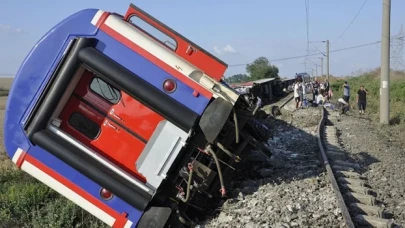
[391, 25, 404, 70]
[304, 0, 310, 71]
[309, 42, 326, 56]
[305, 0, 310, 53]
[2, 38, 403, 75]
[228, 38, 404, 67]
[333, 0, 369, 44]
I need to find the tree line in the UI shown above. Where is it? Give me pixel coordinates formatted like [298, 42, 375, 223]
[223, 57, 279, 84]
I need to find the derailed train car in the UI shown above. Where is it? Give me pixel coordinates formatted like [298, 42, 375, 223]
[3, 4, 271, 228]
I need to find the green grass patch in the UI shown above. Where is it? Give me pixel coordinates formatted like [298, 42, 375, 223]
[330, 69, 405, 125]
[0, 169, 108, 227]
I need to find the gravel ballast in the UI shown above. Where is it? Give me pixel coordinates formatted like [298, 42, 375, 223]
[330, 112, 405, 226]
[200, 101, 345, 228]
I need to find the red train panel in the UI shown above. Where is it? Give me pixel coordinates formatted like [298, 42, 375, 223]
[123, 3, 228, 81]
[58, 96, 147, 183]
[74, 70, 164, 141]
[57, 70, 172, 183]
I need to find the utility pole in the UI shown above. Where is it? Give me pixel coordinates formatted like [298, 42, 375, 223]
[380, 0, 391, 124]
[326, 40, 330, 82]
[319, 57, 324, 79]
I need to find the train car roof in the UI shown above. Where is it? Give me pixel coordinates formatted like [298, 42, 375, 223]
[229, 77, 278, 88]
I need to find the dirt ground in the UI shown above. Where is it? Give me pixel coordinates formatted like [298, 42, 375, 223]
[0, 77, 14, 90]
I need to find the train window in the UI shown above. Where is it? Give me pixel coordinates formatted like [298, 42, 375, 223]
[68, 112, 101, 140]
[89, 77, 121, 104]
[128, 16, 177, 51]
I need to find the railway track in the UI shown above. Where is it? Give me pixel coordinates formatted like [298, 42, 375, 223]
[317, 107, 396, 228]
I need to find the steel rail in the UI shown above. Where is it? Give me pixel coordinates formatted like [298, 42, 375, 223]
[316, 107, 355, 228]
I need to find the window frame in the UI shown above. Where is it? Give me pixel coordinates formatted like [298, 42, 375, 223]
[68, 112, 101, 140]
[89, 77, 122, 105]
[127, 15, 178, 51]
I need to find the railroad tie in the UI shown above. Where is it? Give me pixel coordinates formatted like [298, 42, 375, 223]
[345, 191, 376, 206]
[340, 183, 371, 195]
[327, 151, 347, 161]
[354, 215, 394, 228]
[332, 165, 354, 172]
[350, 203, 385, 218]
[332, 160, 360, 170]
[337, 177, 366, 187]
[335, 170, 361, 178]
[335, 170, 362, 179]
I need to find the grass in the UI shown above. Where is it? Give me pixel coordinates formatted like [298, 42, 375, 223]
[330, 68, 405, 148]
[0, 161, 108, 228]
[330, 68, 405, 125]
[0, 167, 108, 227]
[0, 86, 107, 227]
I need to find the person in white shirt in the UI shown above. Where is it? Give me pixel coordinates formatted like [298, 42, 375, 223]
[337, 97, 349, 114]
[294, 80, 302, 109]
[320, 82, 325, 91]
[316, 93, 324, 105]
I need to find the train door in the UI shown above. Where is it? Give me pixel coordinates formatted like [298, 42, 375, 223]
[58, 70, 164, 182]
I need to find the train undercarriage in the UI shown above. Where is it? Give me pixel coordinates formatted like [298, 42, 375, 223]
[140, 97, 273, 227]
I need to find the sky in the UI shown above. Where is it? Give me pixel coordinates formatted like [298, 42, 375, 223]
[0, 0, 404, 79]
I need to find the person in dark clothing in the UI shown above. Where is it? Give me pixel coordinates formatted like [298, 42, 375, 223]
[312, 79, 319, 102]
[356, 85, 369, 114]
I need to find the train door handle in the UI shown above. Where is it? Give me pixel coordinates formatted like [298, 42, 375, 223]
[103, 120, 118, 131]
[109, 109, 123, 122]
[186, 45, 197, 55]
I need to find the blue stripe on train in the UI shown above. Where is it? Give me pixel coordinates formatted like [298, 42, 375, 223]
[94, 30, 210, 115]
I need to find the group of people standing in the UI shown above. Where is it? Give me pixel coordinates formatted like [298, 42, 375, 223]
[340, 81, 369, 114]
[293, 77, 331, 109]
[312, 78, 331, 103]
[293, 77, 369, 115]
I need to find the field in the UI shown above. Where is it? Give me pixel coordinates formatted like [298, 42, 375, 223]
[329, 68, 405, 124]
[0, 77, 14, 90]
[0, 78, 13, 98]
[0, 77, 108, 227]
